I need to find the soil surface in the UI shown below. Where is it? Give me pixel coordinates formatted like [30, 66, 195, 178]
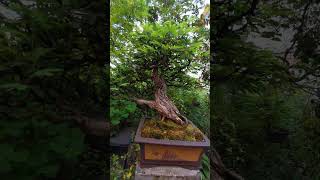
[141, 119, 204, 142]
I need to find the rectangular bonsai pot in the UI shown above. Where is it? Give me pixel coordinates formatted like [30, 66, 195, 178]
[134, 118, 210, 169]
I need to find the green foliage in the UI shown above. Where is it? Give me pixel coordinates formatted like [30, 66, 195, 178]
[31, 68, 63, 78]
[110, 154, 135, 180]
[76, 147, 108, 180]
[110, 0, 149, 56]
[212, 81, 319, 179]
[146, 0, 204, 23]
[111, 0, 209, 92]
[110, 0, 209, 137]
[0, 0, 107, 179]
[169, 87, 209, 134]
[211, 36, 319, 177]
[0, 120, 84, 179]
[200, 154, 210, 180]
[212, 0, 320, 178]
[110, 100, 137, 126]
[112, 18, 206, 93]
[213, 37, 289, 92]
[128, 20, 203, 76]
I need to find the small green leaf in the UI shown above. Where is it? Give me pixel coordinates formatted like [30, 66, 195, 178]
[31, 68, 63, 78]
[0, 83, 29, 91]
[38, 164, 59, 178]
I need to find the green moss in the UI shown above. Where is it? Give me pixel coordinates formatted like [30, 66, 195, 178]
[141, 119, 204, 142]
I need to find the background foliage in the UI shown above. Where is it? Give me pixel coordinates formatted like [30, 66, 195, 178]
[1, 0, 107, 179]
[212, 0, 320, 179]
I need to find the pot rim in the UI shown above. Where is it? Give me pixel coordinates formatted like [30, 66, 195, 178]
[134, 117, 210, 147]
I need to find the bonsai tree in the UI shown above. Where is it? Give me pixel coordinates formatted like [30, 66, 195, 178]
[129, 21, 205, 125]
[135, 66, 187, 125]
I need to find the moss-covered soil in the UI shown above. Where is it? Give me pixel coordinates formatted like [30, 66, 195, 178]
[141, 119, 204, 142]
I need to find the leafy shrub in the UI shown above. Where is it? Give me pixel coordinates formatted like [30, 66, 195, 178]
[169, 87, 210, 135]
[110, 154, 135, 180]
[110, 99, 137, 126]
[0, 0, 107, 179]
[0, 120, 84, 179]
[200, 154, 210, 180]
[212, 82, 320, 179]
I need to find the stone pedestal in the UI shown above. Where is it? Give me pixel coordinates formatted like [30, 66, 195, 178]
[134, 163, 201, 180]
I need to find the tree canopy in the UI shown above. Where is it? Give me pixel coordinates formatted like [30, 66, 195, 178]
[110, 0, 209, 126]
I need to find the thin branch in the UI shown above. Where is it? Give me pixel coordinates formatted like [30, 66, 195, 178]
[215, 0, 260, 38]
[58, 104, 108, 137]
[282, 0, 312, 66]
[210, 148, 244, 180]
[293, 65, 320, 82]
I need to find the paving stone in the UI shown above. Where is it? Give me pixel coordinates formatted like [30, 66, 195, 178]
[134, 163, 201, 180]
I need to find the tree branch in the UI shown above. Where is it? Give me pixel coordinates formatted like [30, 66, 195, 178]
[281, 0, 312, 66]
[59, 104, 108, 137]
[215, 0, 260, 38]
[210, 148, 244, 180]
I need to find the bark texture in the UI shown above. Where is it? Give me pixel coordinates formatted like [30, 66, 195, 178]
[135, 67, 187, 125]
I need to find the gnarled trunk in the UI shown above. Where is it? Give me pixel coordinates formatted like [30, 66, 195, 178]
[135, 67, 186, 125]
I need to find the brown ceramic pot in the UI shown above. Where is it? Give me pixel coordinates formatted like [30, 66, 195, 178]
[134, 118, 210, 169]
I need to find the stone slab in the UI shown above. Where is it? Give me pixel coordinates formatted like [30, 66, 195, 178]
[134, 163, 201, 180]
[110, 127, 135, 146]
